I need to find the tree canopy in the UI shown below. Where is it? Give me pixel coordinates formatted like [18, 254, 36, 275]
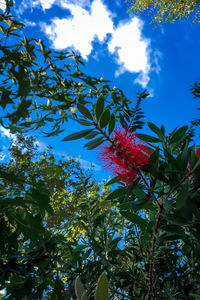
[126, 0, 200, 24]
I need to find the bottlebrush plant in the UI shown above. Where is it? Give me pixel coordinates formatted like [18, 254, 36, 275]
[62, 92, 200, 299]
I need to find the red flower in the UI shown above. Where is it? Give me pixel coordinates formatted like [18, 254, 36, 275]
[98, 127, 151, 185]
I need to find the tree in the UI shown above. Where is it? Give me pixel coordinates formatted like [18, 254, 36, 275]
[125, 0, 200, 24]
[59, 92, 200, 299]
[1, 8, 200, 300]
[0, 13, 142, 138]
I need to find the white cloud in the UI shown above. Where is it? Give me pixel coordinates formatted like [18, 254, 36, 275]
[43, 0, 113, 59]
[41, 0, 153, 87]
[51, 149, 101, 171]
[108, 19, 151, 87]
[0, 126, 15, 140]
[79, 158, 101, 171]
[0, 154, 5, 161]
[23, 19, 37, 27]
[0, 0, 6, 11]
[33, 0, 57, 10]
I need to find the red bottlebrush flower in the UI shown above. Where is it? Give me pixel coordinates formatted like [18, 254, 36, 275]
[196, 148, 200, 158]
[98, 127, 151, 185]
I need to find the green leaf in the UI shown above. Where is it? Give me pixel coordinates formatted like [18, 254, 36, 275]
[95, 272, 109, 300]
[84, 137, 105, 150]
[169, 126, 188, 144]
[161, 224, 185, 235]
[77, 103, 93, 120]
[75, 276, 86, 300]
[190, 293, 200, 299]
[192, 156, 200, 172]
[0, 88, 13, 109]
[147, 122, 164, 139]
[84, 131, 99, 140]
[164, 149, 182, 171]
[106, 188, 127, 200]
[96, 94, 104, 121]
[180, 141, 189, 172]
[108, 113, 116, 135]
[77, 119, 93, 126]
[62, 129, 93, 141]
[81, 292, 88, 300]
[137, 134, 161, 143]
[120, 211, 147, 230]
[149, 147, 160, 166]
[176, 182, 188, 210]
[100, 109, 110, 129]
[132, 188, 146, 200]
[160, 234, 185, 241]
[105, 176, 120, 186]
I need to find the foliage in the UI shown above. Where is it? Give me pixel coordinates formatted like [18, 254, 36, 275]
[63, 99, 200, 299]
[125, 0, 200, 24]
[0, 13, 146, 137]
[1, 7, 200, 300]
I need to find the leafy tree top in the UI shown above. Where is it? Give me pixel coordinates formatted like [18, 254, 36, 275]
[126, 0, 200, 24]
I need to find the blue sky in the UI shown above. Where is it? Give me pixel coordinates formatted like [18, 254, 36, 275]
[1, 0, 200, 180]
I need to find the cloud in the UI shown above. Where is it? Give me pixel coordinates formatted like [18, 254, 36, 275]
[108, 19, 151, 87]
[41, 0, 153, 87]
[23, 19, 37, 27]
[0, 126, 15, 140]
[51, 149, 101, 171]
[0, 0, 6, 11]
[79, 158, 101, 171]
[33, 0, 58, 10]
[43, 0, 113, 59]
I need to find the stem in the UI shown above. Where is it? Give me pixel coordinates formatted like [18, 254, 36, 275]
[93, 120, 114, 144]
